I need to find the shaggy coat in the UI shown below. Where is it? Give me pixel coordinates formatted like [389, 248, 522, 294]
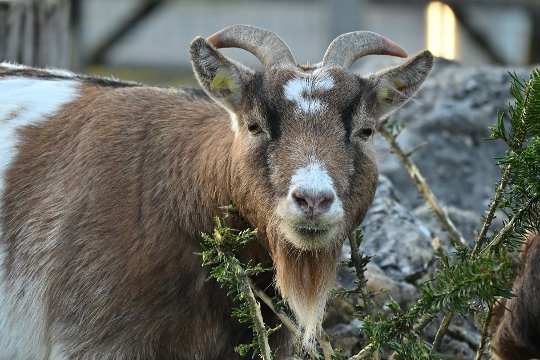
[0, 27, 432, 359]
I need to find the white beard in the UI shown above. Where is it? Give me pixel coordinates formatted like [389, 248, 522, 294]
[271, 239, 340, 350]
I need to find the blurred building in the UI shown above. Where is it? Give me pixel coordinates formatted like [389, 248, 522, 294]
[2, 0, 539, 84]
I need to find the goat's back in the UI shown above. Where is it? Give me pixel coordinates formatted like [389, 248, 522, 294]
[0, 67, 247, 359]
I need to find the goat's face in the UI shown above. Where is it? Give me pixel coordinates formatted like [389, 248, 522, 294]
[190, 26, 433, 252]
[229, 67, 381, 251]
[190, 25, 432, 349]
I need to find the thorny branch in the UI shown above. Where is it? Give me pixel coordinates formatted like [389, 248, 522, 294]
[249, 279, 299, 337]
[238, 267, 273, 360]
[349, 343, 376, 360]
[432, 312, 453, 352]
[249, 280, 330, 359]
[475, 311, 493, 360]
[348, 231, 374, 318]
[472, 166, 511, 257]
[481, 195, 538, 253]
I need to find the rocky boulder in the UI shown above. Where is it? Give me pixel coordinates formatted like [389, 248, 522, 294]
[377, 59, 531, 215]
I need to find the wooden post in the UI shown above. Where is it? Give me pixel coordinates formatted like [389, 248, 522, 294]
[0, 0, 13, 61]
[0, 0, 71, 68]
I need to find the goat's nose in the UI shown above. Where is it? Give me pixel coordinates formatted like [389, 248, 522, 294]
[291, 188, 335, 216]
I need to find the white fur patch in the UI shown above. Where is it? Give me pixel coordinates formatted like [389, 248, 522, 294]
[277, 162, 344, 250]
[0, 77, 79, 359]
[0, 77, 79, 195]
[44, 68, 76, 78]
[229, 112, 239, 134]
[0, 62, 29, 70]
[290, 162, 335, 194]
[0, 246, 50, 359]
[283, 69, 334, 114]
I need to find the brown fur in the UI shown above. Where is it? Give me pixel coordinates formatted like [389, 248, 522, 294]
[490, 234, 540, 360]
[3, 84, 248, 358]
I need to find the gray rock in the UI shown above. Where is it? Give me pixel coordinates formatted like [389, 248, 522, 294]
[376, 59, 531, 214]
[337, 176, 434, 310]
[365, 262, 420, 310]
[358, 175, 435, 283]
[413, 203, 481, 248]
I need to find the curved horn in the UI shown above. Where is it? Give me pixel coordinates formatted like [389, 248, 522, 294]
[207, 24, 296, 68]
[322, 31, 408, 69]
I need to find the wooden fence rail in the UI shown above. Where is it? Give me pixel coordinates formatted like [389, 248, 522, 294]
[0, 0, 71, 68]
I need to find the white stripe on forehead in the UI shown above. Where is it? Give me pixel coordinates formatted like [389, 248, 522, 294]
[283, 68, 334, 114]
[0, 77, 80, 196]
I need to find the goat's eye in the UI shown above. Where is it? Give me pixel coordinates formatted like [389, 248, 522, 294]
[247, 122, 263, 135]
[356, 127, 374, 140]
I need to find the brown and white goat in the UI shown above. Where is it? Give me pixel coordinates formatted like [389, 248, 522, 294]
[491, 234, 540, 360]
[0, 25, 432, 359]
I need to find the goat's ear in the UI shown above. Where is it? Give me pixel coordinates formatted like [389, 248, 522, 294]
[190, 37, 253, 113]
[369, 50, 433, 119]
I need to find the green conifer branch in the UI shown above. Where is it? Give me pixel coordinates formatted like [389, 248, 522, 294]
[473, 70, 540, 357]
[200, 218, 272, 359]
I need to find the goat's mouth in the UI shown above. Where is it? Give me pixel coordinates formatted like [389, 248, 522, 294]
[294, 226, 331, 237]
[279, 221, 340, 250]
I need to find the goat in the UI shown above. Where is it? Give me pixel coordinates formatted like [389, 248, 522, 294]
[0, 25, 432, 359]
[491, 234, 540, 359]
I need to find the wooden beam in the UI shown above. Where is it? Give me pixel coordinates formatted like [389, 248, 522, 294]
[451, 4, 507, 65]
[87, 0, 167, 66]
[530, 9, 540, 63]
[0, 1, 11, 61]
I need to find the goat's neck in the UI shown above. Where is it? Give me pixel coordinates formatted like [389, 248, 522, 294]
[162, 111, 235, 237]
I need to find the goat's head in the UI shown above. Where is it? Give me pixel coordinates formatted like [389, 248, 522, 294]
[190, 25, 433, 349]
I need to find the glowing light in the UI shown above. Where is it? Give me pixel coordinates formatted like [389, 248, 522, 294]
[426, 1, 457, 60]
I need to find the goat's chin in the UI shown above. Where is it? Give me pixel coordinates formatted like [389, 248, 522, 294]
[269, 232, 341, 352]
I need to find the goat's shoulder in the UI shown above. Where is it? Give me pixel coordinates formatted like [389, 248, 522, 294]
[0, 62, 222, 125]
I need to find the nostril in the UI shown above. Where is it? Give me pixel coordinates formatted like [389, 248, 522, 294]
[317, 193, 335, 212]
[292, 190, 311, 210]
[291, 189, 335, 215]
